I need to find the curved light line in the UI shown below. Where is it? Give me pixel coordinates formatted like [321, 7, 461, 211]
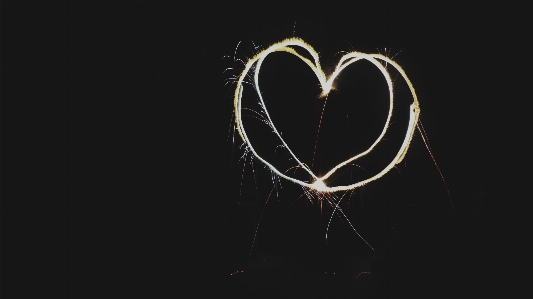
[234, 37, 420, 192]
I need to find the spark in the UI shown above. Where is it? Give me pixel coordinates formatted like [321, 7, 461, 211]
[311, 178, 328, 192]
[230, 270, 245, 276]
[417, 121, 455, 214]
[234, 37, 420, 192]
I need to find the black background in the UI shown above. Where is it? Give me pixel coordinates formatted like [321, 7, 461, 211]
[0, 2, 530, 299]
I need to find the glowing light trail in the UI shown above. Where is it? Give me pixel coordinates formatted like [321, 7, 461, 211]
[234, 38, 420, 192]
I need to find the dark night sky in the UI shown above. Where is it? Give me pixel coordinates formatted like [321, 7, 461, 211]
[0, 2, 531, 299]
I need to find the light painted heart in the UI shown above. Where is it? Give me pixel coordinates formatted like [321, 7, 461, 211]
[234, 38, 420, 192]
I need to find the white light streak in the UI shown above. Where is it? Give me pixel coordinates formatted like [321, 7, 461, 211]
[234, 38, 420, 192]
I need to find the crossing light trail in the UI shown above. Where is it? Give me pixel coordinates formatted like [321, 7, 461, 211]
[234, 37, 421, 192]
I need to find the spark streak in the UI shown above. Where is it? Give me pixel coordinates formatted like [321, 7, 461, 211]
[234, 37, 420, 192]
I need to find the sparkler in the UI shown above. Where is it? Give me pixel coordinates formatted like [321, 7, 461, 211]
[234, 37, 421, 192]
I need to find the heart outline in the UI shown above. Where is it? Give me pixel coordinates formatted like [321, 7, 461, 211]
[234, 38, 420, 192]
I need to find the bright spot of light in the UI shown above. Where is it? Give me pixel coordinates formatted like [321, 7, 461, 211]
[311, 178, 329, 192]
